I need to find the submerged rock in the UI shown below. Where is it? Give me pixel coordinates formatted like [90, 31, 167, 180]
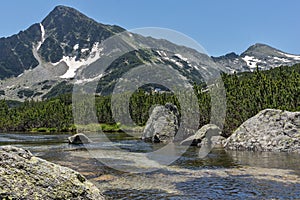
[68, 133, 92, 144]
[225, 109, 300, 152]
[142, 103, 180, 143]
[180, 124, 224, 146]
[0, 146, 104, 199]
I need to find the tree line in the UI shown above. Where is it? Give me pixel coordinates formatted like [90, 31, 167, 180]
[0, 64, 299, 136]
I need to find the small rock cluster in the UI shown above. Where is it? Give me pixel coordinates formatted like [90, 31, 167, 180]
[141, 103, 225, 147]
[142, 105, 300, 153]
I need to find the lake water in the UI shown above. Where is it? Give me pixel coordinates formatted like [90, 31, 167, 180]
[1, 132, 300, 199]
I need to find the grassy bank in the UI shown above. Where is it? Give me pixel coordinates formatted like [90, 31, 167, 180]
[75, 123, 144, 133]
[7, 123, 143, 134]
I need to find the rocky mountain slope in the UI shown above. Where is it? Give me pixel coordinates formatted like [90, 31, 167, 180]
[0, 5, 299, 101]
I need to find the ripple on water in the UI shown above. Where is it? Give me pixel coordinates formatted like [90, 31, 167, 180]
[2, 132, 300, 199]
[175, 176, 300, 199]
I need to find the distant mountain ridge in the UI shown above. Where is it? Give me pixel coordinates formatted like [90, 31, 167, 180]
[213, 43, 300, 73]
[0, 5, 299, 101]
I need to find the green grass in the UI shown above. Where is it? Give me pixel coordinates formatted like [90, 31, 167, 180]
[75, 123, 121, 132]
[75, 123, 144, 132]
[22, 123, 143, 133]
[29, 126, 76, 133]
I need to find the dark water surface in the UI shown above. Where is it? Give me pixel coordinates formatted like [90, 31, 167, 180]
[1, 132, 299, 199]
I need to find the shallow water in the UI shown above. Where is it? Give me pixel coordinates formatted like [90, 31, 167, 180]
[1, 132, 300, 199]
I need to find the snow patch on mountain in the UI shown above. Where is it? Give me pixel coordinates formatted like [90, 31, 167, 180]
[242, 56, 261, 69]
[73, 44, 79, 50]
[193, 65, 199, 70]
[75, 74, 103, 84]
[174, 54, 188, 62]
[53, 42, 102, 78]
[273, 57, 290, 63]
[156, 50, 167, 57]
[36, 23, 46, 51]
[17, 73, 24, 78]
[278, 52, 300, 61]
[81, 48, 89, 53]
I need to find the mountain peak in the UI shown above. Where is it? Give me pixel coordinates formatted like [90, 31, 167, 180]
[38, 5, 125, 63]
[251, 43, 272, 48]
[53, 5, 76, 12]
[42, 5, 95, 27]
[49, 5, 93, 19]
[241, 43, 282, 57]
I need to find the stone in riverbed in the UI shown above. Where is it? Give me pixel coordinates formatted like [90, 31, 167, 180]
[142, 103, 180, 143]
[0, 145, 104, 199]
[68, 133, 92, 144]
[180, 124, 224, 146]
[225, 109, 300, 152]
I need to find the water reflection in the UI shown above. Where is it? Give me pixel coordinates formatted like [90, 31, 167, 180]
[172, 146, 237, 169]
[226, 150, 300, 175]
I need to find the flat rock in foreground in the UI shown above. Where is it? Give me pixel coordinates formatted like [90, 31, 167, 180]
[0, 145, 104, 199]
[225, 109, 300, 152]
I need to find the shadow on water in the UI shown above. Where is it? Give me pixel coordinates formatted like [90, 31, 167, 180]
[171, 146, 238, 169]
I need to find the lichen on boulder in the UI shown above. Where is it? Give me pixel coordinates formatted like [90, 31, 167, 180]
[142, 103, 180, 143]
[225, 109, 300, 152]
[0, 145, 104, 199]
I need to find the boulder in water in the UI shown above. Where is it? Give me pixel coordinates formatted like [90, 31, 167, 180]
[225, 109, 300, 152]
[180, 124, 223, 146]
[68, 133, 92, 144]
[142, 103, 180, 143]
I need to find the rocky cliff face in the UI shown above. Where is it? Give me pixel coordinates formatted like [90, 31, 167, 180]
[0, 145, 104, 199]
[0, 23, 41, 79]
[225, 109, 300, 152]
[40, 5, 124, 63]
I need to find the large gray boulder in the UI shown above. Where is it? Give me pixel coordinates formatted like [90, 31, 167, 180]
[68, 133, 92, 144]
[180, 124, 224, 146]
[0, 146, 104, 199]
[225, 109, 300, 152]
[142, 103, 180, 143]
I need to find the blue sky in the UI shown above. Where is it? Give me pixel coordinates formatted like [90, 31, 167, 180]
[0, 0, 299, 56]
